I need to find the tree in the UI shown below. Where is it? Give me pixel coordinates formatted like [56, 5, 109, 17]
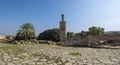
[37, 28, 60, 42]
[88, 26, 104, 35]
[67, 32, 74, 37]
[15, 23, 36, 40]
[74, 33, 80, 36]
[97, 27, 104, 35]
[80, 30, 88, 37]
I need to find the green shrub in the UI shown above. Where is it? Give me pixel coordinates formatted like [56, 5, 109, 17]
[37, 28, 60, 42]
[0, 40, 10, 44]
[69, 52, 81, 56]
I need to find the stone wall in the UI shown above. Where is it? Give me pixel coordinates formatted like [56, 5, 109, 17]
[87, 35, 120, 46]
[66, 36, 89, 46]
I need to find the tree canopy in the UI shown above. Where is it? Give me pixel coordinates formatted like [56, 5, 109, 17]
[80, 30, 88, 37]
[80, 26, 105, 36]
[88, 26, 105, 35]
[15, 23, 36, 40]
[37, 28, 60, 42]
[67, 32, 74, 37]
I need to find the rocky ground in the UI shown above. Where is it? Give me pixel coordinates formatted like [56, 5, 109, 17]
[0, 43, 120, 65]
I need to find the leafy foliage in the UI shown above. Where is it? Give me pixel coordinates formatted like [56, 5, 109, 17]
[80, 30, 88, 37]
[67, 32, 74, 37]
[80, 26, 105, 36]
[37, 28, 60, 42]
[69, 52, 81, 56]
[15, 23, 36, 40]
[88, 26, 105, 35]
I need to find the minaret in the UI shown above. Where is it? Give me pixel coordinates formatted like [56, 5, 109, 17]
[60, 14, 66, 44]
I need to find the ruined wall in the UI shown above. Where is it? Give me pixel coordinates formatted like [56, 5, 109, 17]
[66, 36, 89, 46]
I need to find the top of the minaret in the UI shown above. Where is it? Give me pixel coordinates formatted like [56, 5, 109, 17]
[61, 14, 64, 21]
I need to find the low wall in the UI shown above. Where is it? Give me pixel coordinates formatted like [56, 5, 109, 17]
[66, 37, 89, 46]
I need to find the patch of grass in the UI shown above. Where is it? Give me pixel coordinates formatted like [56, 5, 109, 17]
[38, 40, 48, 43]
[69, 52, 81, 56]
[0, 44, 25, 55]
[0, 40, 9, 44]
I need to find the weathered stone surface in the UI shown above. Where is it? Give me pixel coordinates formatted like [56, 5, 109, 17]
[28, 62, 35, 65]
[65, 62, 72, 65]
[53, 63, 57, 65]
[16, 63, 22, 65]
[41, 59, 47, 62]
[21, 60, 34, 64]
[0, 44, 120, 65]
[3, 55, 11, 59]
[7, 63, 15, 65]
[0, 62, 6, 65]
[58, 61, 62, 65]
[61, 57, 66, 63]
[36, 62, 43, 65]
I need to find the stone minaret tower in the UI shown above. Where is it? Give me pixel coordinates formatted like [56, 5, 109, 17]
[60, 14, 66, 43]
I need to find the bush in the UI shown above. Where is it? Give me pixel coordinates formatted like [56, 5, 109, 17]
[69, 52, 81, 56]
[37, 28, 60, 42]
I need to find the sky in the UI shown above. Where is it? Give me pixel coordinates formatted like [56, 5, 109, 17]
[0, 0, 120, 36]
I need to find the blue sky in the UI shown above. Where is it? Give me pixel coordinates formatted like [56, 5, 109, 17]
[0, 0, 120, 36]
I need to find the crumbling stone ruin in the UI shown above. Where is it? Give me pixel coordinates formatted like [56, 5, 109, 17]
[59, 14, 120, 47]
[87, 35, 120, 47]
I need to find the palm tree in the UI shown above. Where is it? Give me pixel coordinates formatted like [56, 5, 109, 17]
[15, 23, 36, 40]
